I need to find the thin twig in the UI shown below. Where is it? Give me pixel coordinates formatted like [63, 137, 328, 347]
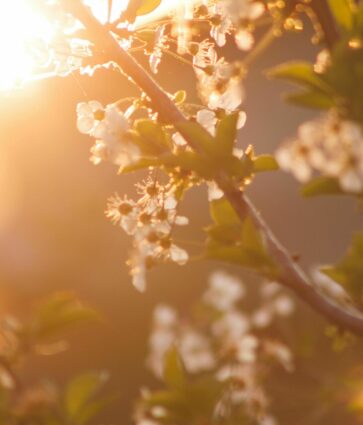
[242, 25, 279, 69]
[59, 0, 363, 336]
[163, 49, 195, 67]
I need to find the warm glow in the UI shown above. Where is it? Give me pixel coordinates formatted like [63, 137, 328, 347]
[0, 0, 54, 90]
[85, 0, 128, 24]
[0, 0, 182, 91]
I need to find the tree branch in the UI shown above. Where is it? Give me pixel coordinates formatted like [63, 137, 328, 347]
[59, 0, 363, 336]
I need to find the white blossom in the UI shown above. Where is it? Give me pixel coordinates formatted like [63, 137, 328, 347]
[179, 329, 216, 373]
[203, 270, 245, 311]
[273, 294, 295, 316]
[212, 310, 250, 341]
[105, 194, 139, 235]
[235, 334, 259, 363]
[263, 340, 294, 372]
[194, 48, 244, 112]
[277, 111, 363, 193]
[153, 305, 178, 328]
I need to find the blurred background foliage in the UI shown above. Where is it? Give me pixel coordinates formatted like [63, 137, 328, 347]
[0, 11, 362, 424]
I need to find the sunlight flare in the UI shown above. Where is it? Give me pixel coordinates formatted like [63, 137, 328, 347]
[0, 0, 54, 90]
[0, 0, 185, 90]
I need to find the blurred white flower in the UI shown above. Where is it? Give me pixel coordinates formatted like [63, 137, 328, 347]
[153, 305, 178, 328]
[277, 111, 363, 193]
[203, 270, 245, 311]
[235, 334, 259, 363]
[212, 310, 250, 341]
[179, 329, 216, 373]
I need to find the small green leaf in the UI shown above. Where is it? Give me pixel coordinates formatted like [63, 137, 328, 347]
[253, 155, 279, 173]
[32, 293, 101, 339]
[142, 389, 188, 412]
[267, 61, 331, 92]
[135, 119, 171, 154]
[65, 371, 108, 423]
[285, 90, 335, 110]
[163, 347, 186, 389]
[215, 112, 239, 156]
[136, 0, 161, 16]
[356, 1, 363, 30]
[206, 224, 243, 244]
[241, 217, 264, 254]
[176, 122, 215, 156]
[209, 198, 240, 226]
[321, 233, 363, 304]
[301, 176, 344, 197]
[120, 157, 162, 174]
[163, 151, 213, 178]
[173, 90, 187, 105]
[327, 0, 354, 30]
[206, 214, 277, 276]
[75, 395, 119, 425]
[207, 243, 276, 276]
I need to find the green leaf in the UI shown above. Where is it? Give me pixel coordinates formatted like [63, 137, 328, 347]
[31, 293, 101, 339]
[65, 371, 108, 423]
[241, 217, 264, 254]
[176, 122, 215, 156]
[163, 151, 213, 178]
[142, 376, 224, 423]
[253, 155, 279, 173]
[206, 224, 243, 245]
[209, 198, 240, 226]
[285, 90, 335, 110]
[135, 119, 171, 154]
[142, 389, 188, 412]
[119, 157, 162, 174]
[321, 233, 363, 305]
[301, 176, 344, 197]
[356, 1, 363, 30]
[267, 61, 331, 92]
[136, 0, 161, 16]
[206, 213, 277, 276]
[75, 395, 119, 425]
[163, 347, 186, 389]
[321, 233, 363, 304]
[207, 242, 276, 276]
[327, 0, 353, 30]
[173, 90, 187, 105]
[215, 112, 239, 156]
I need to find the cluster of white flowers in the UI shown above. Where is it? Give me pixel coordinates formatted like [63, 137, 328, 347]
[276, 111, 363, 193]
[251, 281, 295, 329]
[208, 0, 265, 50]
[193, 41, 245, 112]
[143, 270, 294, 425]
[105, 179, 189, 292]
[145, 0, 265, 112]
[168, 0, 264, 59]
[76, 100, 140, 168]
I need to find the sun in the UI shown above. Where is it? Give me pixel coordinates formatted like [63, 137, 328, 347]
[0, 0, 131, 91]
[0, 0, 182, 91]
[0, 0, 55, 91]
